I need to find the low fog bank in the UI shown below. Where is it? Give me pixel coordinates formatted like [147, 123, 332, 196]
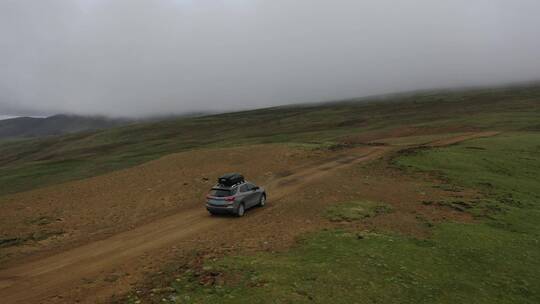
[1, 0, 540, 118]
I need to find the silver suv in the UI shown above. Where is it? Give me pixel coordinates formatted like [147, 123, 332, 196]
[206, 181, 266, 217]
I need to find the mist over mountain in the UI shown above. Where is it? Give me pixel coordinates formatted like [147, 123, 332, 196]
[0, 114, 131, 140]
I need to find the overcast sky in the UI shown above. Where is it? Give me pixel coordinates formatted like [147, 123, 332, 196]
[1, 0, 539, 117]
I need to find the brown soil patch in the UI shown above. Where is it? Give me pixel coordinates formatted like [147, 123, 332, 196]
[0, 144, 320, 266]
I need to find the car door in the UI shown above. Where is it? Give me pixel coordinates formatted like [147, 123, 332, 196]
[238, 184, 250, 206]
[245, 183, 259, 208]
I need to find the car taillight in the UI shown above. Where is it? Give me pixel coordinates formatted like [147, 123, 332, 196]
[225, 196, 235, 202]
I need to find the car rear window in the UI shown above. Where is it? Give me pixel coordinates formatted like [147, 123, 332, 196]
[210, 188, 233, 197]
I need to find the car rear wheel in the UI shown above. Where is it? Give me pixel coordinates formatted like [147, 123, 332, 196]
[236, 203, 245, 217]
[258, 194, 266, 207]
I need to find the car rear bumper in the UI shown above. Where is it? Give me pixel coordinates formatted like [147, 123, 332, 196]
[206, 204, 236, 214]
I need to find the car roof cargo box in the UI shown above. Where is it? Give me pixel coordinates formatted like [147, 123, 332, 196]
[218, 173, 244, 186]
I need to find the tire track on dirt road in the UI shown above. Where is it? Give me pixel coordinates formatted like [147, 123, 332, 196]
[0, 132, 499, 303]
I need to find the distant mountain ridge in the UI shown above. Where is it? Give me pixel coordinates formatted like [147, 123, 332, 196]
[0, 114, 132, 140]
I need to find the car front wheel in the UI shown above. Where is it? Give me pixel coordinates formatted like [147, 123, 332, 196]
[258, 194, 266, 207]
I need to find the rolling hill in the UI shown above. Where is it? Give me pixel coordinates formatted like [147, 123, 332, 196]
[0, 84, 539, 197]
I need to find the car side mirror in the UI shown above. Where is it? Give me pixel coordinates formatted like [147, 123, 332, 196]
[253, 186, 260, 191]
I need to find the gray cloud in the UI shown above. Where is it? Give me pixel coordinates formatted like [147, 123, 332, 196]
[1, 0, 540, 117]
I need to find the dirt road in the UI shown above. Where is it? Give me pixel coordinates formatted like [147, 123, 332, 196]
[0, 132, 498, 303]
[0, 146, 389, 303]
[426, 131, 500, 147]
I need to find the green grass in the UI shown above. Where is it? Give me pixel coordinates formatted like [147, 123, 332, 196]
[127, 132, 540, 304]
[1, 85, 539, 196]
[397, 133, 540, 233]
[325, 200, 392, 222]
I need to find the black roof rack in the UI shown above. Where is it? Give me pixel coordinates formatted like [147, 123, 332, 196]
[217, 173, 244, 187]
[214, 180, 246, 189]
